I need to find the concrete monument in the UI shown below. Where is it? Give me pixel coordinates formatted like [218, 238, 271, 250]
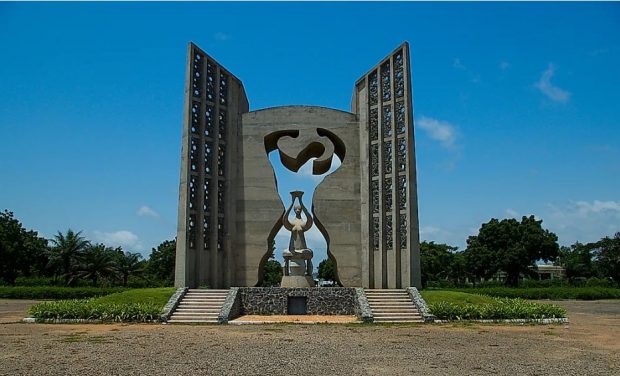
[175, 42, 421, 289]
[281, 191, 315, 288]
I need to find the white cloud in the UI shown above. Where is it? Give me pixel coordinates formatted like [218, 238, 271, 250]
[574, 200, 620, 215]
[214, 32, 231, 41]
[453, 58, 466, 70]
[505, 208, 519, 218]
[137, 205, 159, 218]
[417, 116, 457, 150]
[420, 226, 441, 236]
[535, 63, 571, 103]
[499, 61, 510, 70]
[93, 230, 142, 250]
[546, 200, 620, 245]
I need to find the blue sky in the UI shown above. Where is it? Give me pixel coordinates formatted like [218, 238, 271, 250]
[1, 2, 619, 265]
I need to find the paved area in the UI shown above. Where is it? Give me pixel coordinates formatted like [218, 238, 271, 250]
[0, 299, 40, 324]
[0, 299, 618, 375]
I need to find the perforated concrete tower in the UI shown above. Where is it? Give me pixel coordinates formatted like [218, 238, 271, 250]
[175, 42, 421, 289]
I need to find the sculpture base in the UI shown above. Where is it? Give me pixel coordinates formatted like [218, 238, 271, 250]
[281, 276, 315, 288]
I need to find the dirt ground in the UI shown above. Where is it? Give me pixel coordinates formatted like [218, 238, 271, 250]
[0, 299, 618, 375]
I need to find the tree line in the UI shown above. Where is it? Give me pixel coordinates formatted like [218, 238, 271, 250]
[421, 215, 620, 288]
[0, 210, 175, 287]
[3, 209, 618, 289]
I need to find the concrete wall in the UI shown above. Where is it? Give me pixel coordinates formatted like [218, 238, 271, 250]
[236, 106, 360, 287]
[176, 42, 421, 289]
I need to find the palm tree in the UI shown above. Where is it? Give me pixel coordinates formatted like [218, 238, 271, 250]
[114, 249, 143, 286]
[48, 229, 90, 285]
[72, 244, 118, 286]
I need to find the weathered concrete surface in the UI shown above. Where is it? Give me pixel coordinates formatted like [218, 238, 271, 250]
[237, 106, 360, 287]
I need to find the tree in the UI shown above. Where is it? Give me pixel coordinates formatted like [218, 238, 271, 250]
[147, 239, 176, 284]
[261, 259, 283, 287]
[594, 232, 620, 284]
[556, 242, 596, 281]
[318, 258, 338, 283]
[465, 216, 559, 287]
[420, 241, 459, 287]
[48, 229, 90, 285]
[72, 244, 118, 286]
[114, 249, 143, 286]
[0, 210, 48, 285]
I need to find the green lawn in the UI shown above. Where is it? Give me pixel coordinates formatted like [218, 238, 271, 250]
[94, 288, 175, 306]
[420, 290, 495, 306]
[28, 288, 176, 322]
[419, 290, 567, 320]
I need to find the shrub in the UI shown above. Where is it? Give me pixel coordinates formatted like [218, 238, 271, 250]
[452, 287, 620, 300]
[519, 279, 569, 288]
[13, 277, 61, 286]
[584, 277, 616, 288]
[0, 286, 126, 300]
[29, 300, 162, 322]
[428, 297, 567, 320]
[28, 288, 175, 322]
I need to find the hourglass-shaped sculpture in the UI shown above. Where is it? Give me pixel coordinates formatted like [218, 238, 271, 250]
[281, 191, 315, 287]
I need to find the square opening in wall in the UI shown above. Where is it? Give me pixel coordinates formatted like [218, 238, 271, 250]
[287, 297, 307, 315]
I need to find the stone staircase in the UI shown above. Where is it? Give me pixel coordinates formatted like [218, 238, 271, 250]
[365, 289, 423, 323]
[168, 289, 229, 324]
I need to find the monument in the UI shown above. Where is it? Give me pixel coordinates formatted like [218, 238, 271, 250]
[281, 191, 315, 288]
[175, 42, 421, 289]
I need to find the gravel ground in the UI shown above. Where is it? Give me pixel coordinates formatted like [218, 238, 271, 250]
[0, 299, 618, 375]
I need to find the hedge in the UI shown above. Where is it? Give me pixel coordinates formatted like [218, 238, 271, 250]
[0, 286, 127, 300]
[28, 288, 175, 322]
[452, 287, 620, 300]
[428, 297, 567, 320]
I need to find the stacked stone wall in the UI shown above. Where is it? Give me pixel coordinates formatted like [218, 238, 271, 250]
[238, 287, 357, 315]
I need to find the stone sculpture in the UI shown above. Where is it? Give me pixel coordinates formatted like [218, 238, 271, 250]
[281, 191, 315, 287]
[175, 42, 422, 289]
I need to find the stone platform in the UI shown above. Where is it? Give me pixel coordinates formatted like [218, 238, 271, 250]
[218, 287, 370, 323]
[280, 276, 315, 288]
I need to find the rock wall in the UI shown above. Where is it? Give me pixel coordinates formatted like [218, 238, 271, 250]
[238, 287, 357, 315]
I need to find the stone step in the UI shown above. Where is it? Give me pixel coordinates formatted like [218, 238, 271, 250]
[175, 308, 221, 313]
[168, 319, 218, 324]
[374, 316, 423, 319]
[373, 311, 420, 316]
[365, 290, 408, 293]
[181, 298, 226, 302]
[366, 293, 409, 295]
[374, 319, 424, 323]
[372, 308, 419, 313]
[184, 293, 228, 296]
[167, 289, 229, 325]
[171, 313, 219, 318]
[375, 305, 418, 312]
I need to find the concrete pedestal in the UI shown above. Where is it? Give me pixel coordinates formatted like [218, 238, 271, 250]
[281, 276, 315, 288]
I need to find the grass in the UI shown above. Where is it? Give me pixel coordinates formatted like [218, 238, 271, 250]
[28, 288, 175, 323]
[420, 290, 567, 321]
[421, 290, 495, 306]
[450, 287, 620, 300]
[0, 286, 127, 300]
[94, 288, 174, 306]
